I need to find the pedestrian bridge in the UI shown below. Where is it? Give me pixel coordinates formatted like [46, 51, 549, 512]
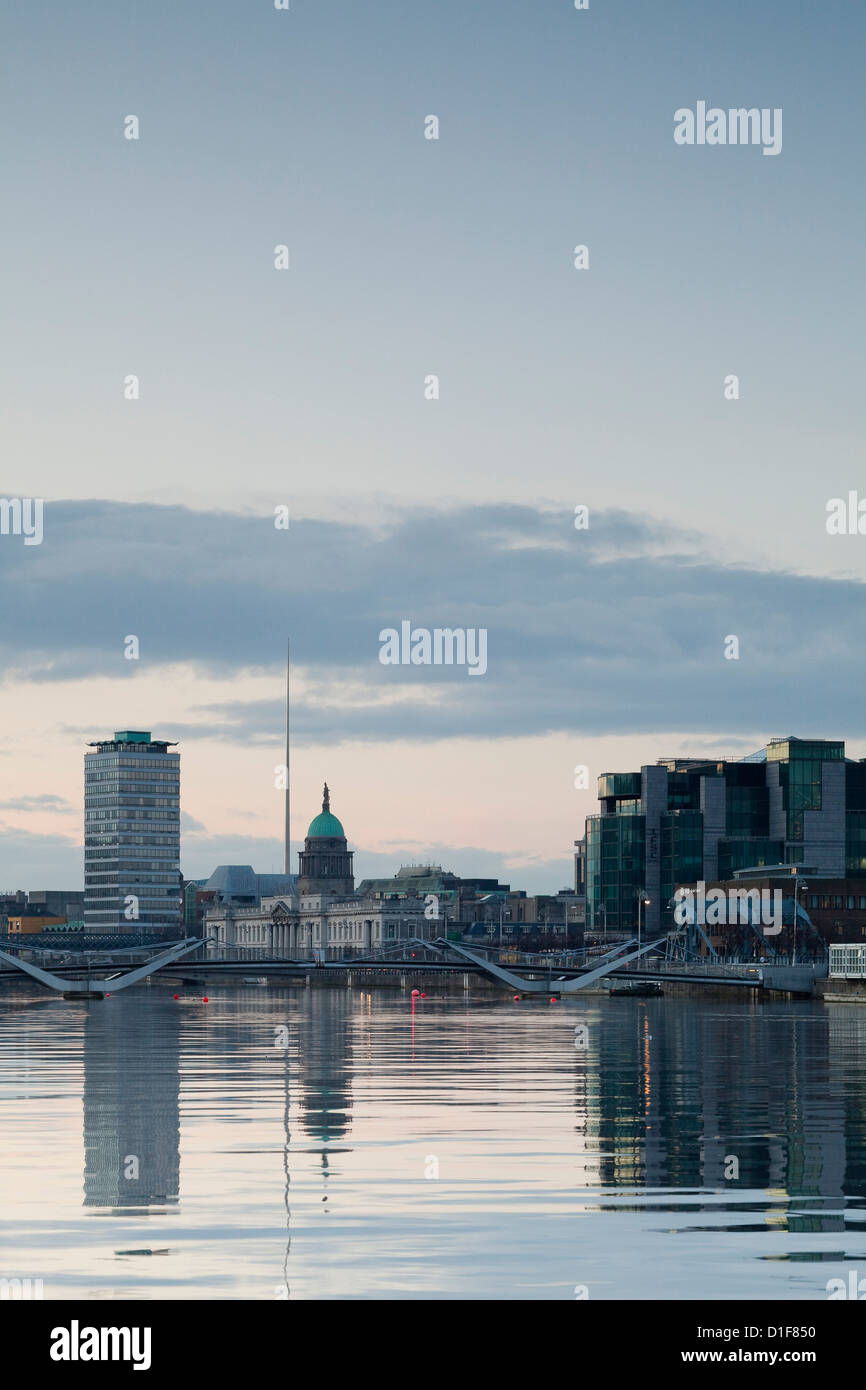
[0, 937, 207, 998]
[438, 938, 663, 994]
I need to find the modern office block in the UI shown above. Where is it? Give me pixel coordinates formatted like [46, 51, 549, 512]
[84, 730, 181, 936]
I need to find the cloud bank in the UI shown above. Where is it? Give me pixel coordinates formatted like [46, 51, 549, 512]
[3, 498, 863, 743]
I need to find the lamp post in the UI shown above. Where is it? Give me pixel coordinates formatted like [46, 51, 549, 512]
[792, 879, 808, 965]
[637, 891, 651, 951]
[564, 899, 574, 948]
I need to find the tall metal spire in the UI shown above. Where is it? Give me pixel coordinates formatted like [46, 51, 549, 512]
[284, 639, 291, 875]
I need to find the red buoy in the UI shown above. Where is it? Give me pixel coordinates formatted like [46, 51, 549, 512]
[173, 994, 179, 1001]
[202, 996, 209, 1003]
[513, 995, 520, 1001]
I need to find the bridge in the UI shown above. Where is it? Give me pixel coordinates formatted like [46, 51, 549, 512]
[0, 933, 824, 998]
[437, 937, 664, 994]
[0, 937, 207, 998]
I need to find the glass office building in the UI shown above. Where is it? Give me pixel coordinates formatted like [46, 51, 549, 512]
[84, 730, 181, 936]
[583, 737, 866, 936]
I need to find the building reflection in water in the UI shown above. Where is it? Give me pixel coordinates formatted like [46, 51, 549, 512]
[76, 981, 866, 1265]
[576, 998, 865, 1232]
[82, 995, 180, 1209]
[205, 985, 357, 1292]
[297, 990, 354, 1197]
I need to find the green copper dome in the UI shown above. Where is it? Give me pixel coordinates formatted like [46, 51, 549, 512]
[307, 810, 345, 839]
[306, 783, 345, 839]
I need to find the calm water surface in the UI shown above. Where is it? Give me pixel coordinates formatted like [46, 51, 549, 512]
[2, 981, 866, 1300]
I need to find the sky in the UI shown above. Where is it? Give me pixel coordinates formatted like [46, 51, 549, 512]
[1, 0, 865, 892]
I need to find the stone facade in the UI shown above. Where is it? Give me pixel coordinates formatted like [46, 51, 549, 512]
[204, 783, 429, 957]
[205, 892, 429, 957]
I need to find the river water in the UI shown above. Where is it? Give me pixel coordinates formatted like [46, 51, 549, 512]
[1, 981, 865, 1300]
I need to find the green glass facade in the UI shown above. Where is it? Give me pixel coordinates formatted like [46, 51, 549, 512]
[586, 813, 645, 932]
[598, 773, 642, 802]
[717, 838, 784, 879]
[846, 813, 866, 877]
[724, 764, 769, 837]
[660, 810, 702, 907]
[845, 764, 866, 876]
[585, 738, 864, 933]
[768, 737, 844, 845]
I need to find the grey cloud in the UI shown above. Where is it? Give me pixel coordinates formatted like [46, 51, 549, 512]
[0, 824, 81, 890]
[2, 498, 866, 741]
[0, 794, 72, 811]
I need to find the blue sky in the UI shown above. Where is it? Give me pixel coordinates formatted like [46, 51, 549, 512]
[1, 1, 864, 891]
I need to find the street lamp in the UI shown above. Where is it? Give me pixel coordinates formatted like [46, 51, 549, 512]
[637, 891, 651, 950]
[499, 904, 510, 953]
[792, 879, 808, 965]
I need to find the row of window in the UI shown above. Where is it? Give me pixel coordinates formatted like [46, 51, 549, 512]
[85, 756, 179, 767]
[829, 945, 866, 977]
[86, 769, 178, 781]
[86, 849, 178, 859]
[85, 873, 180, 885]
[85, 782, 179, 794]
[85, 890, 181, 901]
[85, 914, 180, 923]
[83, 778, 177, 792]
[85, 902, 180, 911]
[85, 856, 180, 867]
[810, 894, 866, 910]
[85, 797, 179, 808]
[85, 836, 178, 847]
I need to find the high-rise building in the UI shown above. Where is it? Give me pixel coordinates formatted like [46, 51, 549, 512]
[583, 736, 866, 936]
[84, 730, 181, 936]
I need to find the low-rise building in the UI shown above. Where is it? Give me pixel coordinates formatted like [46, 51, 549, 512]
[7, 913, 66, 935]
[27, 889, 85, 919]
[205, 786, 429, 957]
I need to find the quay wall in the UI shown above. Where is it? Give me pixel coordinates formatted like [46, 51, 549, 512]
[818, 977, 866, 1002]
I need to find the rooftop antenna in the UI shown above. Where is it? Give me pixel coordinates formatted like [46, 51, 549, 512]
[284, 639, 291, 876]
